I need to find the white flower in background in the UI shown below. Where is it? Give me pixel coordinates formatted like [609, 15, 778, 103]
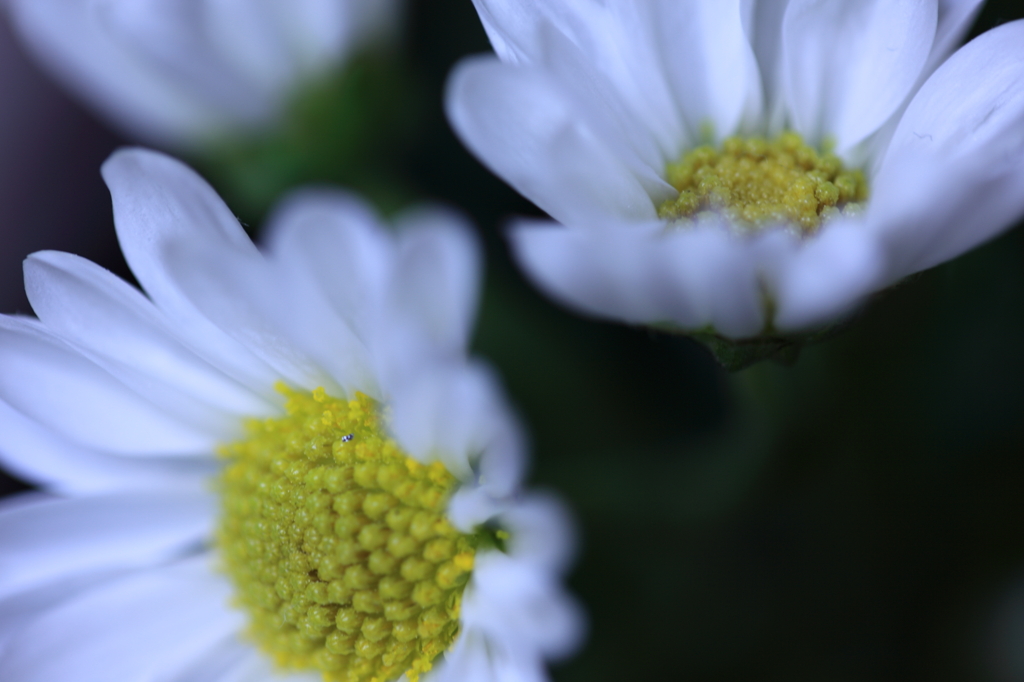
[447, 0, 1024, 340]
[4, 0, 401, 148]
[0, 149, 582, 682]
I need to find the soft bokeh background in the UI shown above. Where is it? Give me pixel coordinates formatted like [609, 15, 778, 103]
[2, 2, 1024, 681]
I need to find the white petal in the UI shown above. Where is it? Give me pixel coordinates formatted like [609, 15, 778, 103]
[655, 0, 764, 139]
[437, 629, 545, 682]
[167, 640, 321, 682]
[0, 492, 133, 655]
[0, 398, 212, 495]
[375, 208, 482, 386]
[509, 220, 766, 337]
[872, 157, 1024, 283]
[468, 0, 591, 65]
[5, 0, 223, 147]
[0, 564, 126, 660]
[102, 148, 282, 393]
[261, 190, 388, 398]
[158, 634, 250, 682]
[0, 315, 216, 455]
[388, 361, 526, 496]
[782, 0, 938, 153]
[873, 20, 1024, 279]
[392, 207, 482, 355]
[0, 556, 244, 682]
[742, 0, 790, 133]
[768, 219, 886, 331]
[657, 225, 766, 338]
[446, 486, 509, 534]
[509, 220, 668, 323]
[499, 492, 576, 575]
[0, 499, 211, 657]
[25, 250, 273, 422]
[446, 57, 659, 226]
[464, 552, 585, 662]
[0, 491, 212, 602]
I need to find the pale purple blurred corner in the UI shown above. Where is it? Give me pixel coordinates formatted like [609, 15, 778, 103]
[0, 10, 128, 315]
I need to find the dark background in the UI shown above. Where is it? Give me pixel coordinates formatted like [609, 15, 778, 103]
[2, 2, 1024, 680]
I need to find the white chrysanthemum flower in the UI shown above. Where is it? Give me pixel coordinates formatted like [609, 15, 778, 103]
[4, 0, 400, 148]
[0, 149, 583, 682]
[447, 0, 1024, 345]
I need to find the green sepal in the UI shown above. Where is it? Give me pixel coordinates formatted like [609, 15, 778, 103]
[653, 323, 846, 372]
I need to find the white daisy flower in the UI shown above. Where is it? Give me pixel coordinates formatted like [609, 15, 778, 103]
[446, 0, 1024, 359]
[4, 0, 401, 149]
[0, 149, 583, 682]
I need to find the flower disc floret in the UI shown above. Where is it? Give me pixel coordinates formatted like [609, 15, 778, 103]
[658, 132, 868, 235]
[217, 386, 477, 682]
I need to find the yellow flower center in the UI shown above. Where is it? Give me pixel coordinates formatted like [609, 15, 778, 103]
[217, 385, 477, 682]
[658, 132, 868, 235]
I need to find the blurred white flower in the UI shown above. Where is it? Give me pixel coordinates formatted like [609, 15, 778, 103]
[0, 149, 583, 682]
[4, 0, 401, 148]
[447, 0, 1024, 338]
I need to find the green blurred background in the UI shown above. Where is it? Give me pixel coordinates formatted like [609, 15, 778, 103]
[2, 2, 1024, 680]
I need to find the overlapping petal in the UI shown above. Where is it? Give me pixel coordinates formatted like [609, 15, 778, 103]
[0, 492, 212, 604]
[928, 0, 987, 72]
[389, 207, 481, 363]
[261, 189, 393, 398]
[447, 57, 661, 227]
[469, 0, 594, 66]
[0, 399, 212, 494]
[0, 557, 242, 682]
[741, 0, 790, 133]
[767, 219, 885, 330]
[509, 220, 766, 337]
[24, 250, 274, 423]
[782, 0, 937, 154]
[655, 0, 764, 140]
[0, 316, 218, 455]
[872, 20, 1024, 280]
[265, 191, 392, 338]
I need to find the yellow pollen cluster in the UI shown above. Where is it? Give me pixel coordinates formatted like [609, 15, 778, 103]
[658, 132, 868, 234]
[217, 385, 475, 682]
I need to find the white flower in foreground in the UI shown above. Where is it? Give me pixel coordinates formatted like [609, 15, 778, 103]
[447, 0, 1024, 345]
[4, 0, 400, 148]
[0, 149, 582, 682]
